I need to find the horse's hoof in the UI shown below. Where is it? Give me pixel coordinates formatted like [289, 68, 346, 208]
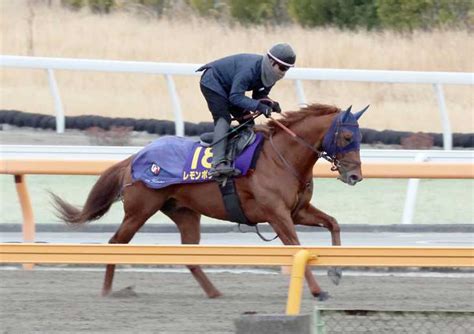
[208, 291, 223, 299]
[327, 267, 342, 285]
[110, 286, 138, 298]
[315, 291, 330, 301]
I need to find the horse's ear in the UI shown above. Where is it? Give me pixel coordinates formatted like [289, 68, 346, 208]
[354, 105, 370, 120]
[341, 105, 352, 121]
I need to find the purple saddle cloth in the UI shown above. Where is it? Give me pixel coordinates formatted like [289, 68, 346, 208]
[131, 133, 264, 189]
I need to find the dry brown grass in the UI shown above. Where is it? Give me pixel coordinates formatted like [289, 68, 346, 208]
[1, 0, 473, 132]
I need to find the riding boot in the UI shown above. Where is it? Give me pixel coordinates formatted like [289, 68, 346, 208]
[209, 118, 235, 179]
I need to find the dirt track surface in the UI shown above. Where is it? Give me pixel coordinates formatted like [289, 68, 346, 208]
[0, 269, 473, 333]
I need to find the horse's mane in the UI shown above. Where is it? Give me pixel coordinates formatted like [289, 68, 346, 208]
[255, 103, 340, 136]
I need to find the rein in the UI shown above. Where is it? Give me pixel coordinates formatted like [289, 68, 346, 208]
[269, 117, 341, 180]
[210, 112, 261, 147]
[238, 223, 279, 242]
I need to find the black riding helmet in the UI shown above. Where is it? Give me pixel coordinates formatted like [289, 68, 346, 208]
[261, 43, 296, 87]
[267, 43, 296, 68]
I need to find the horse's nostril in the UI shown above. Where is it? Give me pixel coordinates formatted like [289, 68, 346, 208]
[350, 174, 361, 182]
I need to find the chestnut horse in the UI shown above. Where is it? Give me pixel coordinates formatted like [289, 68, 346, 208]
[51, 103, 368, 300]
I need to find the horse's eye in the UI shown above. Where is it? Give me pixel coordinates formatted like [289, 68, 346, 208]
[343, 132, 353, 141]
[336, 130, 353, 147]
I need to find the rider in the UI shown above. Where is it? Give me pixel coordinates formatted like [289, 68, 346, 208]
[197, 43, 296, 179]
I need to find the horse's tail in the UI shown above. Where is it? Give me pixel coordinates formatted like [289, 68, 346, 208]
[51, 156, 133, 225]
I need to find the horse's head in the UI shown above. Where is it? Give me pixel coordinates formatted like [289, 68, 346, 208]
[322, 105, 369, 186]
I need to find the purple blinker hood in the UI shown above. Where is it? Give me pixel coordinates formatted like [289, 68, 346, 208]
[322, 105, 369, 157]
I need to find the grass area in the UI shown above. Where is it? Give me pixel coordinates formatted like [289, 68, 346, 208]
[1, 175, 472, 226]
[0, 1, 473, 133]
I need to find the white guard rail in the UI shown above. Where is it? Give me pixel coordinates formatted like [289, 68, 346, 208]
[1, 145, 473, 225]
[1, 55, 473, 150]
[1, 145, 473, 162]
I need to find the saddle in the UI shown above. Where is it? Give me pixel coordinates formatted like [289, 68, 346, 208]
[199, 126, 257, 169]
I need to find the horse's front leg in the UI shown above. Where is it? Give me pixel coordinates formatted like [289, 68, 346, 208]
[293, 204, 343, 285]
[294, 203, 341, 246]
[267, 211, 329, 301]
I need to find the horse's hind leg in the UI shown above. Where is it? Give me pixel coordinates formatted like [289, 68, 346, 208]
[102, 184, 165, 296]
[163, 206, 222, 298]
[102, 214, 146, 296]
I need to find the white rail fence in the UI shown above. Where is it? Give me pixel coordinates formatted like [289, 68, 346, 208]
[1, 55, 473, 150]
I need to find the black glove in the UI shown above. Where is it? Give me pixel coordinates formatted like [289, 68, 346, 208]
[259, 98, 281, 113]
[271, 101, 281, 113]
[256, 103, 272, 118]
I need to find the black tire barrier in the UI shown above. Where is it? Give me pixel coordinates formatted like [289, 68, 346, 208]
[0, 109, 472, 148]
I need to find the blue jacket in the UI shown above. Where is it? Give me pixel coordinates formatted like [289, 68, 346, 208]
[198, 54, 273, 111]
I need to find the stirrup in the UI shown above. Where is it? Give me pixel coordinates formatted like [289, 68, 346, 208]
[209, 164, 235, 176]
[209, 163, 241, 184]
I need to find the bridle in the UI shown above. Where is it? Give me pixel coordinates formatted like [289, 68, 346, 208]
[268, 116, 342, 186]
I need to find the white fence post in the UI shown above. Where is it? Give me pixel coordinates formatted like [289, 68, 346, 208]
[46, 69, 65, 133]
[164, 74, 184, 137]
[401, 153, 428, 224]
[294, 79, 307, 106]
[433, 83, 452, 150]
